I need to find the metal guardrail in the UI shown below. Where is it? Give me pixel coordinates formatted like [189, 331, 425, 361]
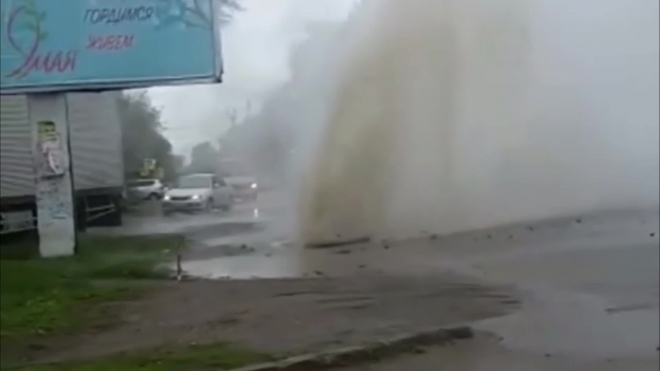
[82, 193, 117, 224]
[85, 203, 116, 223]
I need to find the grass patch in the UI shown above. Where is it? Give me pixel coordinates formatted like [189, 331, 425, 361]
[0, 235, 185, 343]
[1, 236, 270, 371]
[12, 343, 270, 371]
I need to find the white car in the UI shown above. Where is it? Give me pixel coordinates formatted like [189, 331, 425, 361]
[162, 174, 232, 215]
[126, 179, 165, 200]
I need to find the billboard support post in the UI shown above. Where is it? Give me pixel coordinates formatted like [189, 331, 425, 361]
[28, 93, 77, 257]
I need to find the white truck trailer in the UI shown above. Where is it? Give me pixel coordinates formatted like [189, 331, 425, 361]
[1, 92, 125, 234]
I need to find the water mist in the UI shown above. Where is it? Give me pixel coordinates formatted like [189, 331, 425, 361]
[297, 0, 659, 244]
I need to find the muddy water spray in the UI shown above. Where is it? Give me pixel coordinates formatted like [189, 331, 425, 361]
[299, 0, 659, 244]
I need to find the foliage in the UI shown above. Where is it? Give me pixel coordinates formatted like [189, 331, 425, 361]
[119, 0, 242, 181]
[118, 92, 177, 181]
[172, 154, 186, 174]
[217, 0, 243, 26]
[215, 22, 340, 180]
[154, 0, 242, 29]
[1, 235, 269, 371]
[184, 141, 219, 174]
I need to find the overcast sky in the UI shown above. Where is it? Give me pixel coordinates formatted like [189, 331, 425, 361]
[147, 0, 356, 156]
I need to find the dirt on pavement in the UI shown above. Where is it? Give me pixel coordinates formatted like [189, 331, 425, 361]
[15, 273, 520, 365]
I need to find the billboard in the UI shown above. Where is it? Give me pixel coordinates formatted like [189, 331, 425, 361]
[0, 0, 222, 94]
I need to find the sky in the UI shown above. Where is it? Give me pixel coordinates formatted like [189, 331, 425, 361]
[147, 0, 356, 156]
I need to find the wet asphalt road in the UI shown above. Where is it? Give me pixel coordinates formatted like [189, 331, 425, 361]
[181, 207, 659, 370]
[92, 199, 659, 369]
[343, 334, 658, 371]
[90, 190, 287, 241]
[342, 209, 659, 370]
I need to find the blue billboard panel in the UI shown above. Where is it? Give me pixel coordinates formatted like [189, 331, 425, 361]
[0, 0, 222, 94]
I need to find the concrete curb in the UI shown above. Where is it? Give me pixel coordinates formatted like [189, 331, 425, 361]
[230, 326, 474, 371]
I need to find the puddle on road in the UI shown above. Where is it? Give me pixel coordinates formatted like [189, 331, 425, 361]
[181, 241, 433, 279]
[181, 246, 370, 279]
[183, 251, 304, 279]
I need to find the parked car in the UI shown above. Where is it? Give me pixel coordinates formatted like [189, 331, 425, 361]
[162, 174, 232, 215]
[126, 179, 165, 200]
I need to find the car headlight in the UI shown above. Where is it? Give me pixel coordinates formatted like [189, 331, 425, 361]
[192, 195, 201, 200]
[251, 183, 258, 189]
[163, 195, 171, 201]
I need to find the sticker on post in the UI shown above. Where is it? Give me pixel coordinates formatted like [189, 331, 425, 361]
[36, 120, 67, 178]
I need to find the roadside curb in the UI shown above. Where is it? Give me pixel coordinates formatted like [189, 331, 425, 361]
[230, 326, 474, 371]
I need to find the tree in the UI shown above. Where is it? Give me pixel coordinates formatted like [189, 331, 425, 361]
[187, 141, 219, 174]
[217, 0, 243, 26]
[172, 154, 186, 174]
[118, 0, 241, 181]
[118, 92, 177, 181]
[215, 22, 342, 180]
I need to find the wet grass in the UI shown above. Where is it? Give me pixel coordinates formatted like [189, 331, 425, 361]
[12, 343, 271, 371]
[0, 235, 184, 343]
[1, 235, 271, 371]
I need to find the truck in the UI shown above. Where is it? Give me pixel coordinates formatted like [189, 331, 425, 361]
[0, 92, 125, 235]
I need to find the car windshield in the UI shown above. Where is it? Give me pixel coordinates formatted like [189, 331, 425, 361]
[177, 176, 211, 189]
